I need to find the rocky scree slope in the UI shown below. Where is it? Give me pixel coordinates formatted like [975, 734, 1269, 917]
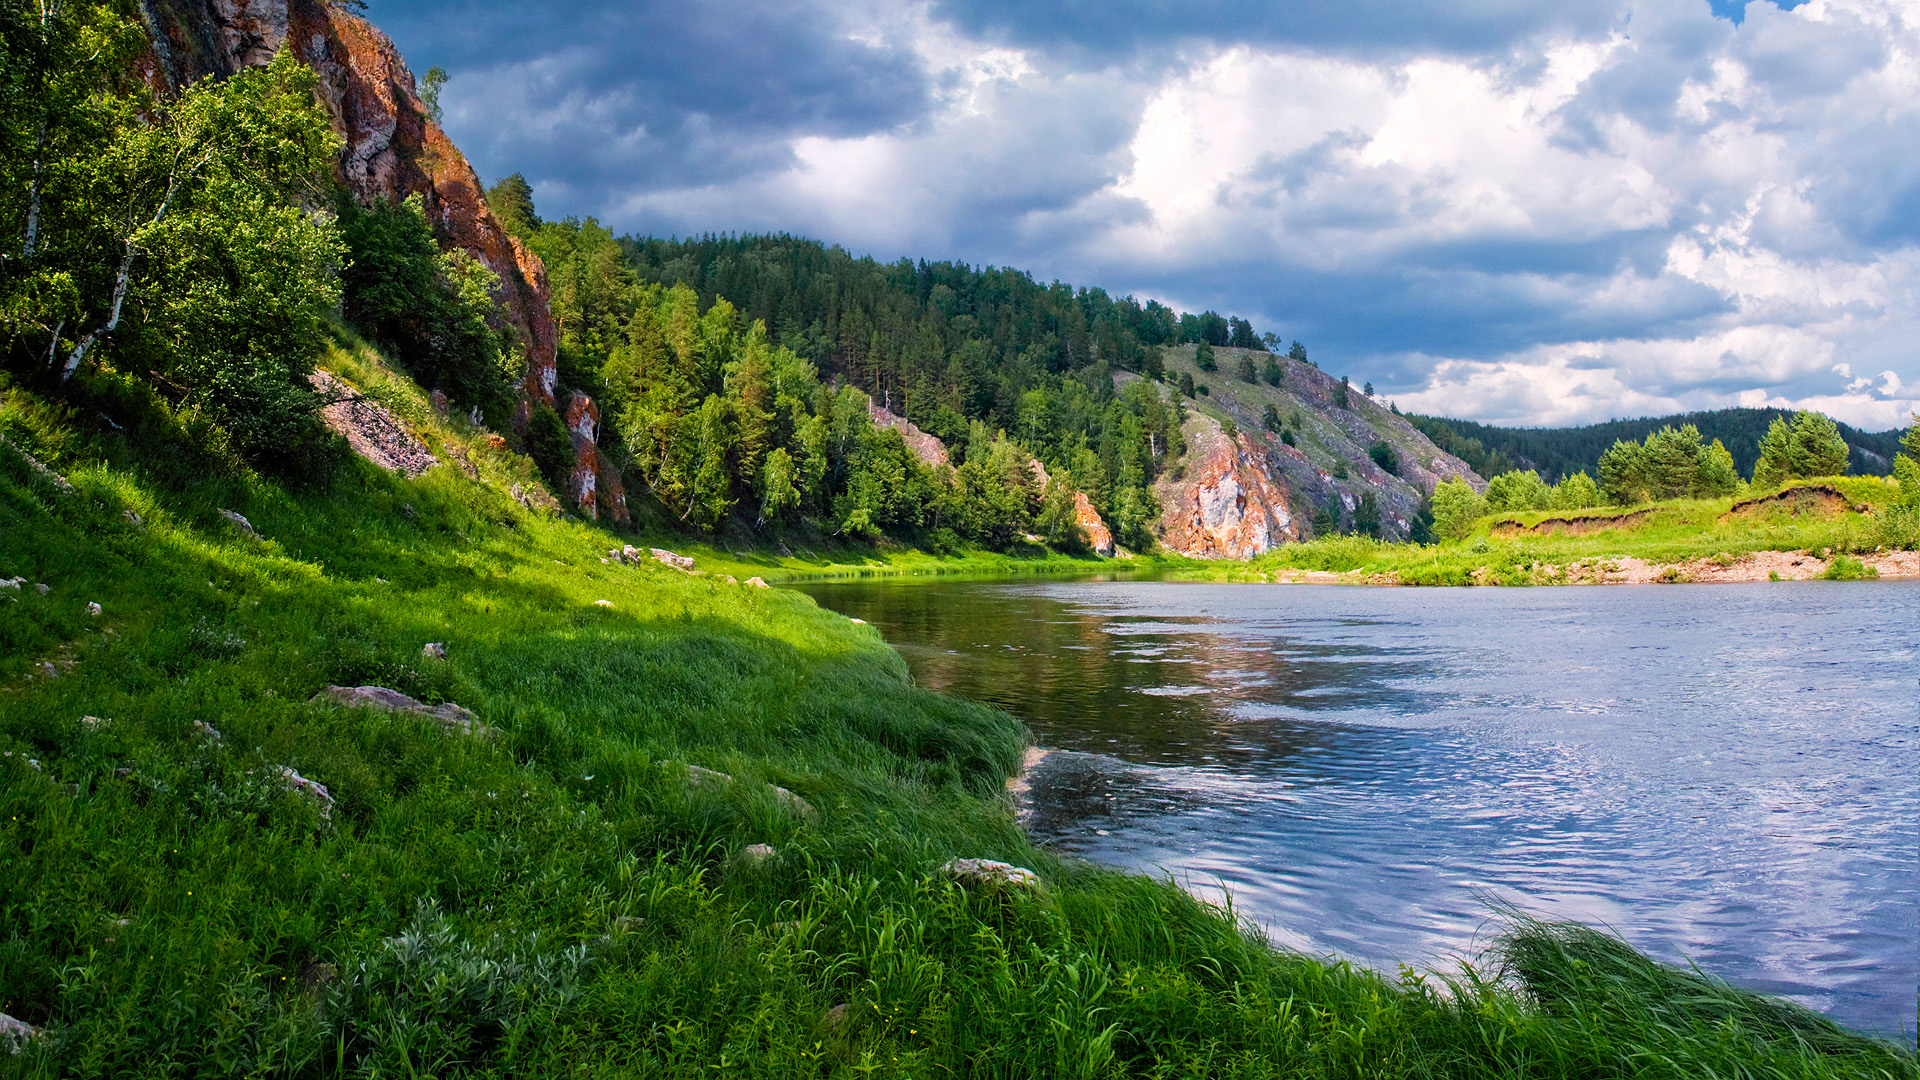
[1150, 346, 1482, 556]
[135, 0, 624, 522]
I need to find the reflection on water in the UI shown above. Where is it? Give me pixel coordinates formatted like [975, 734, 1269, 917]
[803, 578, 1919, 1038]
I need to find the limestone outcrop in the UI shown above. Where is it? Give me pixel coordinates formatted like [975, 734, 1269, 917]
[1157, 421, 1299, 558]
[139, 0, 601, 512]
[867, 398, 949, 468]
[1073, 491, 1115, 557]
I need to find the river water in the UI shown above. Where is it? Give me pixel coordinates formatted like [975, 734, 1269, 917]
[800, 577, 1918, 1038]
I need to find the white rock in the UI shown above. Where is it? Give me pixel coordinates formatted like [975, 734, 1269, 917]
[269, 766, 334, 824]
[0, 577, 22, 589]
[593, 599, 613, 607]
[737, 843, 776, 865]
[193, 720, 223, 741]
[85, 601, 101, 616]
[745, 577, 770, 588]
[421, 642, 447, 659]
[939, 858, 1044, 892]
[651, 547, 695, 571]
[34, 583, 48, 595]
[0, 1012, 36, 1055]
[311, 685, 492, 736]
[218, 508, 259, 538]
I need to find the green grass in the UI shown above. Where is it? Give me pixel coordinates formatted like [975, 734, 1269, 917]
[2, 359, 1912, 1077]
[1176, 481, 1918, 586]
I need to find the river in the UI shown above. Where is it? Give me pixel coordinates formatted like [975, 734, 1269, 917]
[800, 577, 1918, 1038]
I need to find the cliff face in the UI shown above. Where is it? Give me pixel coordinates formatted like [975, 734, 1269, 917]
[141, 0, 584, 500]
[1156, 418, 1299, 558]
[1146, 348, 1484, 548]
[867, 399, 949, 469]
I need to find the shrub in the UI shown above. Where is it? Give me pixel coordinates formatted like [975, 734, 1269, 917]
[1485, 469, 1550, 512]
[1820, 554, 1877, 580]
[1431, 476, 1486, 540]
[523, 404, 575, 490]
[338, 194, 516, 419]
[1367, 440, 1398, 475]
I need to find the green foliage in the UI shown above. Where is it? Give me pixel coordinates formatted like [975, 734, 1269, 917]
[1262, 357, 1283, 386]
[1403, 416, 1518, 480]
[1819, 553, 1878, 580]
[1280, 428, 1295, 447]
[1308, 503, 1336, 539]
[1408, 407, 1900, 483]
[1597, 424, 1739, 505]
[1368, 440, 1397, 475]
[511, 227, 1184, 549]
[1431, 477, 1487, 540]
[1333, 376, 1350, 410]
[337, 195, 515, 419]
[523, 403, 574, 491]
[1235, 355, 1257, 383]
[1754, 410, 1851, 487]
[1894, 415, 1920, 511]
[1550, 470, 1601, 509]
[484, 173, 540, 239]
[1287, 340, 1308, 365]
[1353, 491, 1381, 538]
[1194, 342, 1217, 372]
[1261, 404, 1280, 432]
[2, 14, 347, 480]
[1177, 372, 1194, 398]
[418, 65, 447, 123]
[1485, 469, 1550, 512]
[1220, 419, 1238, 443]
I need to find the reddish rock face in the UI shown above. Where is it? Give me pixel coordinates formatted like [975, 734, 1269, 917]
[565, 392, 601, 519]
[1073, 491, 1116, 557]
[1158, 422, 1299, 558]
[143, 2, 559, 400]
[867, 399, 949, 468]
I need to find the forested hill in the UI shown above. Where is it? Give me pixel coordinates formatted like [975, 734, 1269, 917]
[497, 211, 1313, 550]
[1407, 409, 1906, 485]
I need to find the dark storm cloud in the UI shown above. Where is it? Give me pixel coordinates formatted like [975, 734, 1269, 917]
[925, 0, 1625, 62]
[362, 0, 1917, 426]
[371, 0, 933, 200]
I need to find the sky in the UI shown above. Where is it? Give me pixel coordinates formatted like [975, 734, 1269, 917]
[371, 0, 1920, 430]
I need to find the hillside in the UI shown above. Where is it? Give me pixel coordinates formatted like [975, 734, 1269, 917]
[5, 327, 1912, 1079]
[3, 3, 1916, 1075]
[1408, 409, 1906, 484]
[1152, 345, 1478, 552]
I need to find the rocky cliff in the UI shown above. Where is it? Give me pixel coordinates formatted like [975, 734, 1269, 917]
[1148, 347, 1484, 555]
[1156, 417, 1300, 558]
[137, 0, 609, 513]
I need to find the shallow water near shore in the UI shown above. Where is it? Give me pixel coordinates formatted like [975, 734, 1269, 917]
[801, 577, 1919, 1038]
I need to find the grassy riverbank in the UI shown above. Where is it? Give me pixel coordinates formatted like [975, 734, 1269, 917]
[3, 366, 1913, 1077]
[1155, 478, 1918, 586]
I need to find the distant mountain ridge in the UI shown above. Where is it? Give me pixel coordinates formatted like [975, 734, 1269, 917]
[1407, 409, 1906, 484]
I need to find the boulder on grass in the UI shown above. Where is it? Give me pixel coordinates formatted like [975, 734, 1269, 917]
[939, 858, 1044, 893]
[311, 685, 493, 737]
[651, 548, 695, 571]
[0, 1013, 37, 1055]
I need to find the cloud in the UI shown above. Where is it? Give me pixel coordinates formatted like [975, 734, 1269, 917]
[374, 0, 1920, 429]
